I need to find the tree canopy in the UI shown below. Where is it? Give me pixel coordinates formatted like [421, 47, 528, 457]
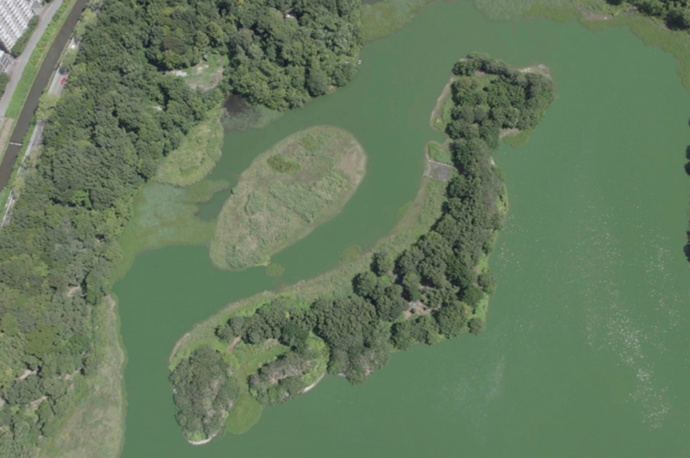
[0, 0, 363, 454]
[187, 56, 555, 431]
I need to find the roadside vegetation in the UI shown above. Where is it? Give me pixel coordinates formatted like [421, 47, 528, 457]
[0, 73, 9, 99]
[11, 16, 39, 57]
[0, 0, 363, 456]
[4, 0, 78, 120]
[211, 126, 367, 271]
[168, 54, 555, 444]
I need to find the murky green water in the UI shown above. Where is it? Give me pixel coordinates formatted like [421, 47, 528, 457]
[115, 2, 690, 456]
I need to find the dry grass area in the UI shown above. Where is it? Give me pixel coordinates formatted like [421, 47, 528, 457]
[210, 125, 367, 271]
[40, 296, 125, 458]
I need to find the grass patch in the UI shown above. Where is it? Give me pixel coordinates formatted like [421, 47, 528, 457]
[361, 0, 436, 42]
[11, 16, 39, 56]
[210, 125, 367, 271]
[265, 263, 285, 277]
[502, 128, 533, 148]
[155, 108, 223, 186]
[225, 393, 262, 435]
[39, 297, 125, 458]
[429, 78, 454, 131]
[427, 141, 452, 165]
[5, 0, 78, 120]
[179, 53, 228, 91]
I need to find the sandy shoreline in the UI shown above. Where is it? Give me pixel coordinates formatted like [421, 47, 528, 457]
[302, 374, 325, 394]
[187, 432, 217, 446]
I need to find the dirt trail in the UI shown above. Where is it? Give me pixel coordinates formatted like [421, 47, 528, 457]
[227, 336, 242, 354]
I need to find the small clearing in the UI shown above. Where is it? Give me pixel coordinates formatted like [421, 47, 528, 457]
[424, 156, 453, 182]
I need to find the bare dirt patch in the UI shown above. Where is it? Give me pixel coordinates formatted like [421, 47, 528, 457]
[424, 157, 453, 181]
[227, 336, 242, 354]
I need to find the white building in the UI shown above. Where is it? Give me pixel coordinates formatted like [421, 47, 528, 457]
[0, 50, 13, 72]
[0, 0, 35, 53]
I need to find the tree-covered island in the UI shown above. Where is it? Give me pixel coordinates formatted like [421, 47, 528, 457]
[168, 53, 556, 444]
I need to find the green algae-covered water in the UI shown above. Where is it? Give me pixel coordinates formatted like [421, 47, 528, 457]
[115, 2, 690, 456]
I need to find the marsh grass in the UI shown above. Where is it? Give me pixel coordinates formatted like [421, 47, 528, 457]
[114, 180, 227, 279]
[155, 108, 223, 186]
[361, 0, 436, 42]
[472, 0, 615, 21]
[211, 126, 367, 271]
[474, 0, 690, 89]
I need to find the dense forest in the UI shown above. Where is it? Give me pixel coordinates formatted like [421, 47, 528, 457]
[608, 0, 690, 30]
[170, 347, 238, 443]
[0, 0, 362, 455]
[170, 54, 555, 442]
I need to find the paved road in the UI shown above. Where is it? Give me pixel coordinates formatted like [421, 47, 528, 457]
[0, 0, 64, 122]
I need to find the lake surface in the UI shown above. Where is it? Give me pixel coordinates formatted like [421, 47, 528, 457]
[115, 1, 690, 456]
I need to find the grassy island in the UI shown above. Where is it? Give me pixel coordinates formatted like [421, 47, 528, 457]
[168, 54, 555, 444]
[211, 126, 367, 271]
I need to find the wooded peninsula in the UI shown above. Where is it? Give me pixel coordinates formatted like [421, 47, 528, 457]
[168, 53, 555, 444]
